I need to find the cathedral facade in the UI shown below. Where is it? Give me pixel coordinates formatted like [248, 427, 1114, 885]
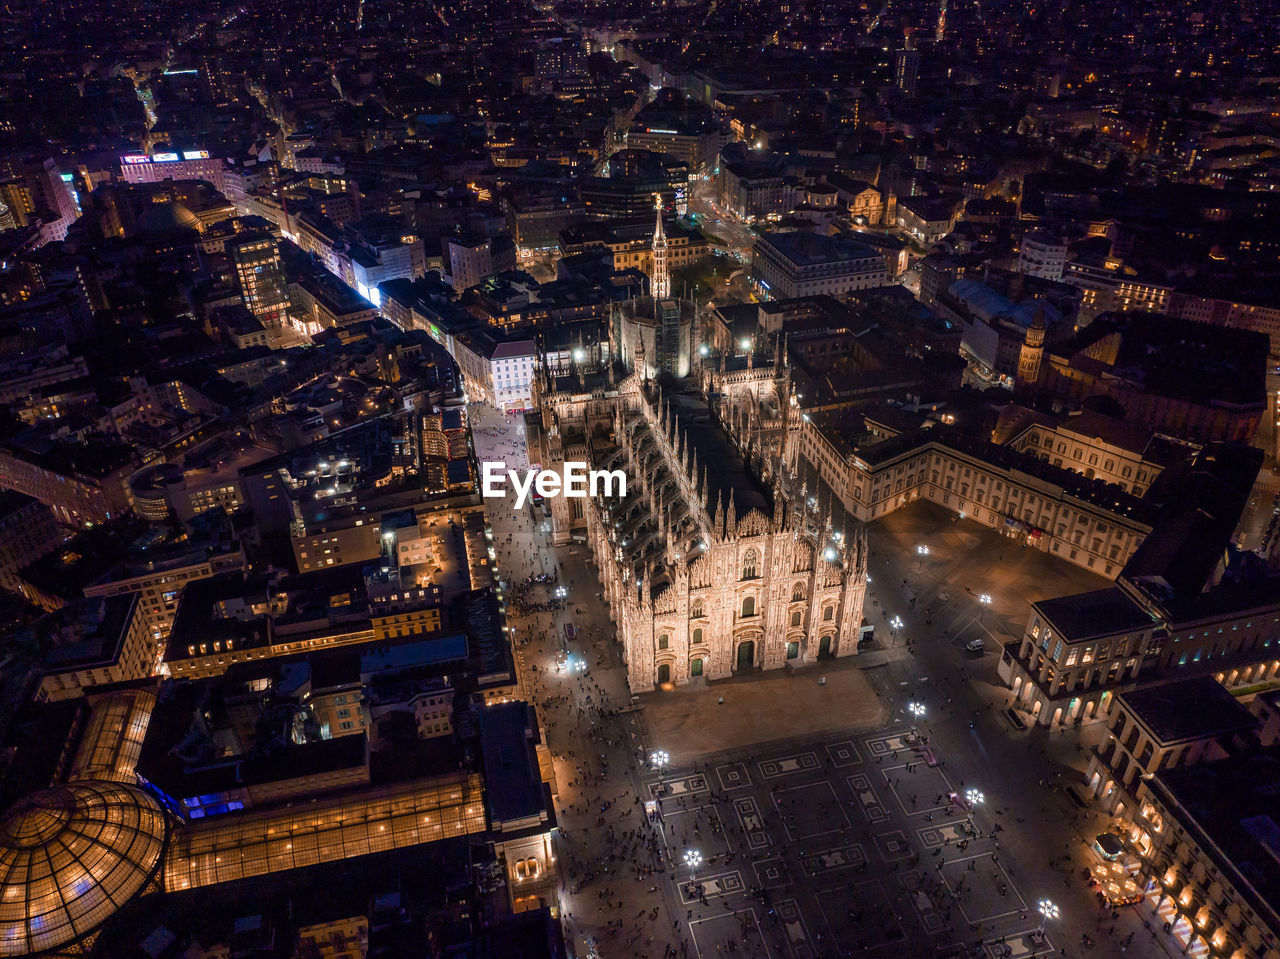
[531, 353, 868, 694]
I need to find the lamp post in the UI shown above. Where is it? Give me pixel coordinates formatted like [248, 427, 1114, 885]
[890, 616, 904, 644]
[683, 848, 703, 880]
[908, 701, 926, 736]
[978, 593, 992, 622]
[1037, 898, 1059, 935]
[916, 544, 929, 570]
[650, 750, 670, 779]
[964, 788, 984, 809]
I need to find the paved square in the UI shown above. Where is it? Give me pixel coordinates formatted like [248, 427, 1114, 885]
[825, 740, 861, 766]
[642, 661, 886, 763]
[818, 880, 909, 950]
[882, 762, 954, 815]
[716, 761, 751, 790]
[874, 829, 915, 862]
[774, 781, 849, 841]
[731, 795, 773, 850]
[678, 870, 744, 903]
[662, 805, 733, 860]
[847, 772, 890, 823]
[689, 909, 770, 959]
[941, 856, 1026, 924]
[753, 856, 791, 889]
[759, 751, 820, 778]
[773, 898, 818, 958]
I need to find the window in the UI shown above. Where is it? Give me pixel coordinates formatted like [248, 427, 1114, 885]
[691, 602, 704, 619]
[692, 628, 703, 645]
[792, 584, 805, 602]
[786, 642, 799, 660]
[514, 858, 541, 880]
[790, 610, 802, 627]
[741, 596, 755, 617]
[658, 634, 669, 650]
[741, 549, 759, 579]
[823, 606, 834, 621]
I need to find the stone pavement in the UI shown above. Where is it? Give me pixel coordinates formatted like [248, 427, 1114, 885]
[642, 660, 889, 763]
[475, 405, 682, 959]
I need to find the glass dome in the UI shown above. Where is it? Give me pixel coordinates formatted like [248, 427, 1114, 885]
[0, 782, 167, 956]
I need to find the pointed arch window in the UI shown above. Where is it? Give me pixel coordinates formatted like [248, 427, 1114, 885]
[741, 549, 759, 580]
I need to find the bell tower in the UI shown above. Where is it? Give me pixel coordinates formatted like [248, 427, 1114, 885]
[1017, 305, 1047, 389]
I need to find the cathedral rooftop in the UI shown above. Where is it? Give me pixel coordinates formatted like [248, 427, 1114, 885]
[656, 386, 772, 520]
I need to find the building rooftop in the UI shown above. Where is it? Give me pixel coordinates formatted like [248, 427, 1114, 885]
[44, 595, 138, 670]
[1057, 312, 1268, 408]
[667, 390, 771, 520]
[756, 230, 880, 267]
[1033, 587, 1153, 641]
[479, 702, 547, 827]
[1120, 677, 1258, 745]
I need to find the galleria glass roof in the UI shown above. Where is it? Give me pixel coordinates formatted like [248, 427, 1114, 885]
[0, 782, 167, 956]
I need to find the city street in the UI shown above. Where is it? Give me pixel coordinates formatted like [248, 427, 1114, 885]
[473, 406, 1189, 959]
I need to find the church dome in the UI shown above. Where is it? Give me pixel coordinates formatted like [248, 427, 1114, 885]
[136, 200, 202, 237]
[0, 782, 168, 956]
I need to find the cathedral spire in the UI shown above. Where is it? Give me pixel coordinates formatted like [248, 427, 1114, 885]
[726, 489, 737, 537]
[650, 193, 670, 301]
[713, 493, 725, 540]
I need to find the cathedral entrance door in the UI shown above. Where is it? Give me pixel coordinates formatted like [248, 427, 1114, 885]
[819, 636, 832, 659]
[690, 658, 703, 677]
[735, 641, 755, 671]
[656, 664, 671, 685]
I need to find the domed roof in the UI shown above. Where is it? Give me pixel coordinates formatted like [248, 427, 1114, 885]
[0, 782, 167, 956]
[136, 200, 202, 236]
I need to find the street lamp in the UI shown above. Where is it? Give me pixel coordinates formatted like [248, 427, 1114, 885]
[683, 849, 703, 877]
[650, 749, 670, 771]
[908, 702, 926, 720]
[916, 544, 929, 569]
[978, 593, 992, 621]
[890, 616, 904, 643]
[965, 788, 985, 808]
[1037, 898, 1059, 934]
